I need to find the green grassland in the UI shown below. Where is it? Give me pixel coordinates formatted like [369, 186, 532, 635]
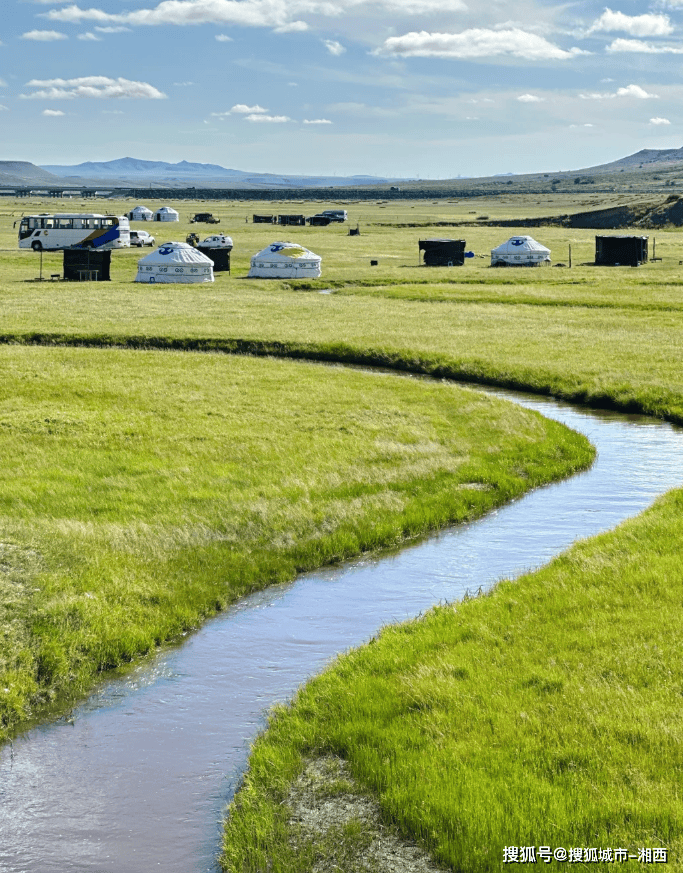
[1, 194, 683, 868]
[0, 341, 592, 738]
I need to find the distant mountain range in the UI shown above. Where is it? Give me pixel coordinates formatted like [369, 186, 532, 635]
[3, 148, 683, 190]
[35, 156, 398, 189]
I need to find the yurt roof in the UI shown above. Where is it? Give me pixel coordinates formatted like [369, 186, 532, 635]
[155, 206, 179, 215]
[251, 241, 320, 261]
[137, 241, 213, 266]
[131, 205, 152, 212]
[491, 235, 550, 255]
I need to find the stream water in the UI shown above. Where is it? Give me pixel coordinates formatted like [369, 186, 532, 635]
[1, 386, 683, 873]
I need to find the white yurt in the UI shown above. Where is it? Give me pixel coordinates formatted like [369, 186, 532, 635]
[134, 242, 214, 284]
[128, 205, 153, 221]
[154, 206, 180, 222]
[248, 241, 321, 278]
[491, 235, 551, 267]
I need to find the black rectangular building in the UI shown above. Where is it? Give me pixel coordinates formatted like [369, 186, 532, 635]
[197, 246, 231, 272]
[595, 235, 648, 266]
[419, 239, 466, 266]
[63, 248, 111, 281]
[278, 214, 306, 226]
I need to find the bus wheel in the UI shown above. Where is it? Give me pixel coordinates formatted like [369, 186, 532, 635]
[31, 241, 43, 252]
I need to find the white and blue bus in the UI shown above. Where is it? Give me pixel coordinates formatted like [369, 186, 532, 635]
[18, 213, 130, 251]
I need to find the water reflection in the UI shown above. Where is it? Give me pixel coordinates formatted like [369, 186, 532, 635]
[1, 390, 683, 873]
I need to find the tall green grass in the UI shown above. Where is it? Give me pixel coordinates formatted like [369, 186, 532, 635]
[222, 487, 683, 872]
[0, 345, 591, 738]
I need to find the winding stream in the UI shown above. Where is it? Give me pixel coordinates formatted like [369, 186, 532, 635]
[2, 385, 683, 873]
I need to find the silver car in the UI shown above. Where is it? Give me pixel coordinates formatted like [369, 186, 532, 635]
[130, 230, 155, 247]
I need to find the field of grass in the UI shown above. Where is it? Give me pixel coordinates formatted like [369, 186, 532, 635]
[0, 344, 591, 738]
[1, 194, 683, 869]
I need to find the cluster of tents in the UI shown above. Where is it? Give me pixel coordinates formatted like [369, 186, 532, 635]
[134, 240, 322, 284]
[128, 205, 180, 222]
[132, 234, 554, 284]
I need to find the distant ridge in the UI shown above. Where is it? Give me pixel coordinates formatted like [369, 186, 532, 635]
[0, 161, 61, 186]
[580, 147, 683, 173]
[37, 156, 399, 189]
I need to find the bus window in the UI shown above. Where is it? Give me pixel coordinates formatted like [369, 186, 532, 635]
[102, 218, 114, 227]
[56, 218, 73, 229]
[28, 218, 42, 230]
[73, 218, 83, 229]
[43, 218, 54, 229]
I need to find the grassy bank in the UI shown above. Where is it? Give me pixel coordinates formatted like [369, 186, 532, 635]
[0, 345, 592, 739]
[222, 485, 683, 872]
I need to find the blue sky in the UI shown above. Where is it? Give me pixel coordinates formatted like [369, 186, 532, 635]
[2, 0, 683, 177]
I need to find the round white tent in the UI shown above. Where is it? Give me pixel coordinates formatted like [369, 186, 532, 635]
[248, 241, 321, 278]
[134, 241, 214, 284]
[154, 206, 180, 222]
[128, 205, 153, 221]
[491, 235, 550, 267]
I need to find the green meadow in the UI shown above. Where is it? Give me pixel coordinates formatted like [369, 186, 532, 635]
[1, 195, 682, 868]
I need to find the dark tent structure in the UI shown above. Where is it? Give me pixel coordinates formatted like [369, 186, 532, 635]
[595, 235, 648, 266]
[63, 248, 111, 281]
[197, 246, 231, 272]
[253, 214, 276, 224]
[278, 214, 306, 226]
[419, 239, 466, 267]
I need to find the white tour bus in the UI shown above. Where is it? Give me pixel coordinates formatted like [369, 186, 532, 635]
[17, 213, 130, 251]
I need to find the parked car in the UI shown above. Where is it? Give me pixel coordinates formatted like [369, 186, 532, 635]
[130, 230, 155, 247]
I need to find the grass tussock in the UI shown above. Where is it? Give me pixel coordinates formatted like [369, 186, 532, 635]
[0, 345, 592, 739]
[222, 488, 683, 872]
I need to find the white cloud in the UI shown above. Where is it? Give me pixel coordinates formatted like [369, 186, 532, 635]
[323, 39, 345, 55]
[42, 0, 466, 30]
[44, 0, 291, 28]
[77, 31, 101, 39]
[215, 32, 232, 40]
[617, 83, 658, 98]
[650, 116, 671, 125]
[21, 76, 166, 99]
[580, 83, 659, 99]
[42, 108, 65, 115]
[94, 25, 130, 32]
[0, 79, 6, 87]
[245, 113, 291, 122]
[588, 9, 673, 37]
[303, 117, 332, 123]
[274, 20, 308, 32]
[376, 29, 587, 60]
[606, 38, 683, 54]
[517, 93, 544, 102]
[229, 103, 267, 113]
[0, 105, 8, 111]
[22, 29, 68, 40]
[381, 0, 465, 10]
[173, 80, 195, 85]
[102, 108, 124, 113]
